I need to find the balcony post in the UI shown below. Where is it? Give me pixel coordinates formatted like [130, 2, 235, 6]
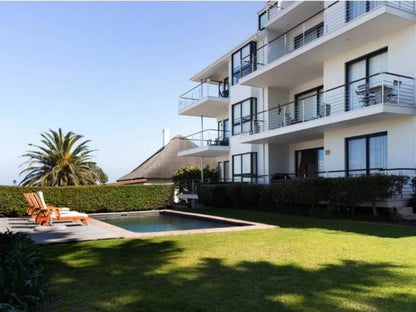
[200, 157, 204, 182]
[302, 23, 305, 47]
[381, 73, 384, 104]
[283, 106, 287, 126]
[302, 100, 305, 122]
[284, 34, 287, 54]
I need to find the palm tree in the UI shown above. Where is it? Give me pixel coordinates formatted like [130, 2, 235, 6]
[19, 128, 100, 186]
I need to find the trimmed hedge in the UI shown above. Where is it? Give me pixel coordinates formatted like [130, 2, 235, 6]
[199, 175, 408, 219]
[0, 184, 174, 217]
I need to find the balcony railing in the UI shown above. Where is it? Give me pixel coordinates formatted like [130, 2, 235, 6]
[178, 81, 229, 112]
[179, 129, 230, 153]
[246, 1, 416, 74]
[249, 72, 415, 134]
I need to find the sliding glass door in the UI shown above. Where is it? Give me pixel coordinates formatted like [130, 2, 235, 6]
[346, 48, 387, 110]
[346, 132, 387, 176]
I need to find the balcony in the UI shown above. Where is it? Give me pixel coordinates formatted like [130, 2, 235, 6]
[242, 72, 416, 144]
[178, 81, 229, 117]
[178, 129, 230, 157]
[241, 1, 416, 88]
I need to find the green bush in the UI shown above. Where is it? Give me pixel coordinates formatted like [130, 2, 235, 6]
[172, 165, 218, 184]
[0, 231, 46, 311]
[0, 184, 174, 217]
[198, 175, 407, 219]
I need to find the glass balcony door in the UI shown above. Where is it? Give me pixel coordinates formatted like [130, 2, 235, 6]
[346, 48, 388, 110]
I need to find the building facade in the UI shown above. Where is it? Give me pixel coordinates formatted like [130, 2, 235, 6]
[178, 1, 416, 187]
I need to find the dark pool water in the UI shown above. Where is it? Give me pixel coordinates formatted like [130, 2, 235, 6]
[96, 212, 245, 233]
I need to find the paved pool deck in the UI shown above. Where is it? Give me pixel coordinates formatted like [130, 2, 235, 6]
[0, 209, 275, 245]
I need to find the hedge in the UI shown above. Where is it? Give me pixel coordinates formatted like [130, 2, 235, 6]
[199, 175, 408, 219]
[0, 184, 174, 217]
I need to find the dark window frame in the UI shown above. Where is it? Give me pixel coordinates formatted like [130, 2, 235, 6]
[218, 77, 229, 98]
[294, 86, 323, 122]
[295, 147, 324, 178]
[345, 131, 388, 176]
[294, 22, 324, 50]
[345, 47, 388, 111]
[231, 41, 257, 85]
[232, 152, 258, 183]
[231, 98, 257, 135]
[346, 1, 379, 22]
[258, 11, 267, 31]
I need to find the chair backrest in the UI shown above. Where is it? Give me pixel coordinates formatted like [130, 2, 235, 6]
[356, 84, 368, 93]
[35, 191, 48, 210]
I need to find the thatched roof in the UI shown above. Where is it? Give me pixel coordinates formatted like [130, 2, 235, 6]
[117, 135, 218, 183]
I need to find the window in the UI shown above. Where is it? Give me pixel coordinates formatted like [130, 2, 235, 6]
[258, 11, 267, 30]
[232, 42, 257, 85]
[218, 160, 230, 182]
[219, 77, 229, 98]
[294, 22, 324, 50]
[232, 152, 257, 183]
[346, 1, 379, 22]
[346, 132, 387, 176]
[295, 147, 324, 178]
[232, 98, 257, 135]
[295, 86, 323, 122]
[346, 48, 387, 110]
[218, 119, 230, 143]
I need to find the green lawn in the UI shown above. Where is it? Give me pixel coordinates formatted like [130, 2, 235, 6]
[42, 209, 416, 311]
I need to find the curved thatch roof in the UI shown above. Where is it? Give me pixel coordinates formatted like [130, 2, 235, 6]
[117, 135, 218, 183]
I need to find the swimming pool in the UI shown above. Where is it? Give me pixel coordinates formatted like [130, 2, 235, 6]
[93, 210, 249, 233]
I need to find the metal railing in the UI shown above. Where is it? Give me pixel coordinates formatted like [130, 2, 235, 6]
[178, 129, 230, 153]
[249, 72, 414, 134]
[178, 81, 229, 112]
[266, 1, 297, 23]
[256, 167, 416, 196]
[248, 1, 416, 74]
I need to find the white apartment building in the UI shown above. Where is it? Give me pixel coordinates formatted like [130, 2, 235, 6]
[178, 1, 416, 186]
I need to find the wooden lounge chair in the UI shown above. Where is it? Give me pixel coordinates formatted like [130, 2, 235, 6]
[23, 192, 38, 217]
[23, 192, 70, 219]
[32, 192, 88, 226]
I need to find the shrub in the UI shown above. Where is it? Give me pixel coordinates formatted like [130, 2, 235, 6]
[0, 231, 46, 311]
[172, 165, 218, 184]
[198, 175, 407, 219]
[0, 184, 174, 217]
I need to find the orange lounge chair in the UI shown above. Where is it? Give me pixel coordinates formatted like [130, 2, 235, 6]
[23, 192, 38, 217]
[23, 192, 70, 219]
[33, 192, 88, 226]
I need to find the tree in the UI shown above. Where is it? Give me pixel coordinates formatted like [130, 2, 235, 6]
[88, 163, 108, 184]
[19, 128, 101, 186]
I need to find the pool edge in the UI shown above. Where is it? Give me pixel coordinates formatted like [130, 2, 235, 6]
[89, 209, 276, 239]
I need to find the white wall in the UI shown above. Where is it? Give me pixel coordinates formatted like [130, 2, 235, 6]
[268, 143, 290, 174]
[324, 116, 416, 173]
[324, 24, 416, 90]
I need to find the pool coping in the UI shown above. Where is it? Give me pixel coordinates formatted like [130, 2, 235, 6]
[89, 209, 276, 238]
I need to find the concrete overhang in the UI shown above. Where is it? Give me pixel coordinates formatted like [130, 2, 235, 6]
[240, 5, 416, 89]
[241, 104, 416, 145]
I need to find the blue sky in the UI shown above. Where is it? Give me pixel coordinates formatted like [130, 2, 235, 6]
[0, 1, 264, 185]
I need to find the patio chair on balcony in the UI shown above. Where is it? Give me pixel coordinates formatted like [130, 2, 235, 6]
[386, 80, 402, 104]
[356, 83, 376, 107]
[219, 89, 229, 98]
[318, 103, 331, 118]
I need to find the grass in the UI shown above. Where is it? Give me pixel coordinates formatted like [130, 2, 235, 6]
[41, 208, 416, 311]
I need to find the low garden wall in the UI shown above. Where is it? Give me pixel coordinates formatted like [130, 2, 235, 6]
[199, 175, 408, 219]
[0, 184, 174, 217]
